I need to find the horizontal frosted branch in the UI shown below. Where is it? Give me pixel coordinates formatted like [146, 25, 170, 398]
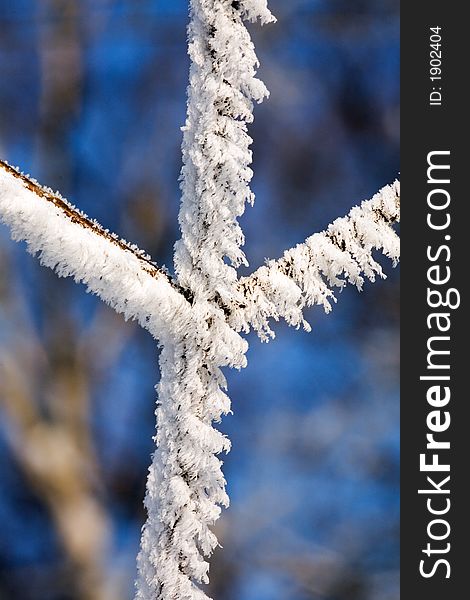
[230, 180, 400, 340]
[0, 160, 192, 343]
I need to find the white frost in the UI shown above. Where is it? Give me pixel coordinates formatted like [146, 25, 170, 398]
[174, 0, 274, 307]
[231, 181, 401, 340]
[137, 2, 275, 598]
[0, 163, 192, 345]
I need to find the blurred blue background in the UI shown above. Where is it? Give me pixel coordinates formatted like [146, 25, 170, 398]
[0, 1, 399, 599]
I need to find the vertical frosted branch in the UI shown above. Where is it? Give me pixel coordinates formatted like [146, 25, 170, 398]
[136, 330, 244, 600]
[174, 0, 275, 306]
[136, 3, 275, 597]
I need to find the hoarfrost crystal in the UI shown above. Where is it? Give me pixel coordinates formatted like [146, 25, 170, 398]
[0, 1, 399, 599]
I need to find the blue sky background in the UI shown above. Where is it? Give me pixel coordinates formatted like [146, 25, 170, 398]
[0, 1, 399, 599]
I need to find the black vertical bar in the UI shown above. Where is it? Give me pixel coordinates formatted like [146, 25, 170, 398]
[402, 3, 468, 599]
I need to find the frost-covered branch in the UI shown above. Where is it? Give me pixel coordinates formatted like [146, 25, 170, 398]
[230, 181, 400, 339]
[0, 160, 192, 342]
[174, 0, 275, 306]
[136, 2, 274, 599]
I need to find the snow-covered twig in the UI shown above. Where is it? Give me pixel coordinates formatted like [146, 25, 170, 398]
[230, 181, 400, 339]
[136, 2, 276, 599]
[0, 160, 192, 342]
